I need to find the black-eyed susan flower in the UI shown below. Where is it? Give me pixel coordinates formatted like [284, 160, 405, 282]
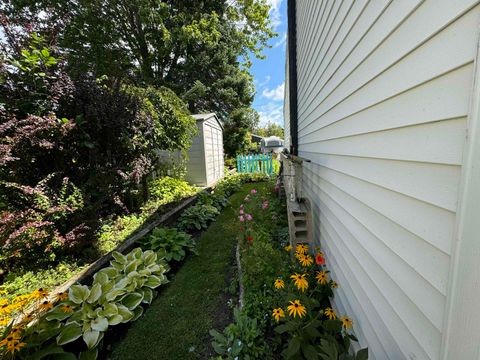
[274, 279, 285, 289]
[39, 301, 53, 312]
[295, 243, 308, 255]
[299, 254, 313, 267]
[316, 270, 329, 285]
[287, 300, 307, 318]
[330, 281, 338, 289]
[55, 292, 68, 302]
[323, 307, 337, 320]
[61, 304, 74, 313]
[284, 245, 293, 252]
[290, 273, 309, 292]
[32, 288, 49, 300]
[22, 313, 34, 324]
[272, 308, 285, 322]
[341, 315, 353, 329]
[6, 340, 25, 354]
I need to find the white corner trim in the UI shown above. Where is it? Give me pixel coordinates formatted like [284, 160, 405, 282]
[441, 27, 480, 360]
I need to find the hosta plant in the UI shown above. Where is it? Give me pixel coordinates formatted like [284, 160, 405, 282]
[138, 227, 197, 262]
[44, 248, 168, 356]
[197, 191, 229, 210]
[177, 204, 220, 231]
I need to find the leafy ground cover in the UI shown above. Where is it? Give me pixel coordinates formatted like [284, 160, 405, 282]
[107, 182, 263, 360]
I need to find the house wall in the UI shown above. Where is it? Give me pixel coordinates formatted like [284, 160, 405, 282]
[203, 116, 224, 186]
[185, 121, 207, 185]
[286, 1, 480, 358]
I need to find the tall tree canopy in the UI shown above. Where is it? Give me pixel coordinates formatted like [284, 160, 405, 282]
[2, 0, 275, 119]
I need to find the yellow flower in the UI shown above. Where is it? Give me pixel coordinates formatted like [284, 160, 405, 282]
[299, 254, 313, 267]
[274, 279, 285, 289]
[61, 304, 74, 313]
[55, 291, 68, 302]
[295, 244, 308, 255]
[272, 308, 285, 322]
[330, 281, 338, 289]
[22, 313, 34, 324]
[323, 307, 337, 320]
[32, 288, 49, 300]
[0, 331, 22, 350]
[287, 300, 307, 318]
[0, 317, 10, 326]
[6, 341, 25, 354]
[316, 271, 329, 285]
[290, 273, 309, 292]
[284, 245, 293, 252]
[0, 304, 11, 316]
[39, 301, 53, 312]
[341, 315, 353, 329]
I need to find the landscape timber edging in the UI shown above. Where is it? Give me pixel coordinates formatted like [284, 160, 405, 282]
[49, 188, 211, 296]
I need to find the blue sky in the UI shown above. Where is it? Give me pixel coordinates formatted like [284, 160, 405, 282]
[250, 0, 287, 127]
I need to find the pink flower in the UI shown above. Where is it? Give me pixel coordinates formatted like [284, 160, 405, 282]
[239, 216, 245, 222]
[246, 214, 253, 221]
[239, 209, 244, 215]
[251, 189, 257, 194]
[262, 201, 269, 210]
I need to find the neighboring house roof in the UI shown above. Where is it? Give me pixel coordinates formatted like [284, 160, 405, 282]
[191, 113, 223, 129]
[251, 134, 264, 143]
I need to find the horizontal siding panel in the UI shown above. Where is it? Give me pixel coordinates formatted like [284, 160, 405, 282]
[299, 118, 467, 165]
[303, 164, 449, 295]
[320, 219, 434, 360]
[299, 0, 421, 115]
[299, 153, 461, 212]
[299, 7, 479, 136]
[297, 0, 391, 116]
[300, 64, 473, 143]
[301, 160, 456, 254]
[311, 175, 447, 330]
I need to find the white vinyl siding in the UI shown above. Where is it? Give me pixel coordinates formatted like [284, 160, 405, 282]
[289, 1, 480, 358]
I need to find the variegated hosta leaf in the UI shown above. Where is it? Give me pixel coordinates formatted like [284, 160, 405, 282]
[79, 348, 98, 360]
[141, 288, 154, 304]
[108, 314, 124, 326]
[132, 306, 144, 321]
[117, 304, 134, 323]
[125, 260, 139, 273]
[93, 271, 109, 286]
[90, 316, 108, 332]
[144, 275, 163, 289]
[57, 323, 82, 345]
[105, 289, 126, 302]
[87, 283, 102, 304]
[112, 251, 127, 264]
[46, 304, 75, 321]
[143, 250, 157, 265]
[69, 285, 91, 304]
[83, 329, 102, 349]
[121, 292, 144, 310]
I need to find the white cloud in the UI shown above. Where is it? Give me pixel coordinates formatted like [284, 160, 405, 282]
[262, 82, 285, 101]
[266, 0, 283, 29]
[258, 102, 284, 126]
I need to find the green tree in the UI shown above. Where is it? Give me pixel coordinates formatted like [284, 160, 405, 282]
[255, 121, 284, 138]
[3, 0, 276, 119]
[224, 107, 259, 157]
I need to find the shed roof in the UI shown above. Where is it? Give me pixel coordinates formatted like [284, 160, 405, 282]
[191, 113, 223, 130]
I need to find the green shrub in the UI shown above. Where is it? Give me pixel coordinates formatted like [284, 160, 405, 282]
[148, 176, 196, 203]
[177, 204, 220, 231]
[137, 227, 197, 262]
[197, 191, 229, 210]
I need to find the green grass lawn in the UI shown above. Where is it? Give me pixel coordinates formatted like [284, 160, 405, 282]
[109, 182, 265, 360]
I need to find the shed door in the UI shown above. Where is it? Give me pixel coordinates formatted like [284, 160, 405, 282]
[211, 126, 222, 180]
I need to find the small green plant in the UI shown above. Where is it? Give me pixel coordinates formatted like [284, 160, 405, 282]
[137, 227, 197, 262]
[177, 204, 220, 231]
[148, 176, 196, 202]
[197, 191, 229, 210]
[210, 307, 269, 359]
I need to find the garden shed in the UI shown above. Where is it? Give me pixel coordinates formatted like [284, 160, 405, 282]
[185, 113, 224, 186]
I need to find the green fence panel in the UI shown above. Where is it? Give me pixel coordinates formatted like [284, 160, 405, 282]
[236, 153, 274, 175]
